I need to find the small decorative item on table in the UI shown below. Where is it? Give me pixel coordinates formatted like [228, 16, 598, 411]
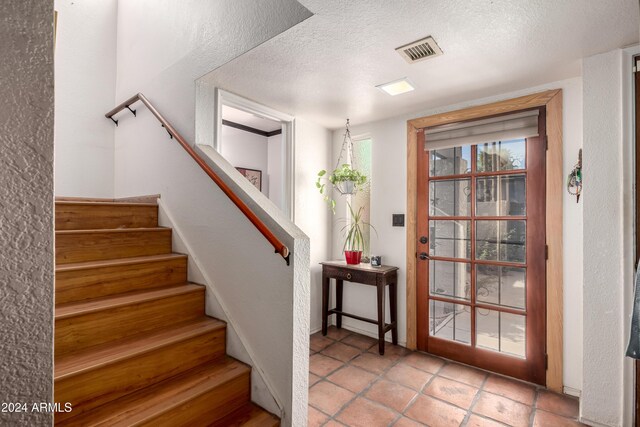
[370, 256, 382, 267]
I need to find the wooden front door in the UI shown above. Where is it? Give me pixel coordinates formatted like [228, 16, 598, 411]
[416, 109, 547, 385]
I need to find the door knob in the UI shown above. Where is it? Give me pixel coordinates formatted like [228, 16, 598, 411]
[419, 236, 428, 244]
[419, 252, 429, 260]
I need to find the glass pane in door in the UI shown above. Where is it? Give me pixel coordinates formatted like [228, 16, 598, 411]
[430, 301, 470, 344]
[476, 265, 526, 310]
[475, 220, 526, 263]
[476, 175, 526, 216]
[430, 260, 471, 301]
[430, 179, 471, 216]
[430, 147, 472, 176]
[476, 139, 526, 172]
[476, 308, 526, 358]
[429, 220, 471, 259]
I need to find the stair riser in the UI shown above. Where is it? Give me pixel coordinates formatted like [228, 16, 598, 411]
[54, 327, 226, 424]
[56, 204, 158, 230]
[55, 289, 205, 356]
[56, 230, 172, 264]
[137, 373, 250, 427]
[56, 257, 187, 305]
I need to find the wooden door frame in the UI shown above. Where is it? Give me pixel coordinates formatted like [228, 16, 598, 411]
[406, 89, 564, 391]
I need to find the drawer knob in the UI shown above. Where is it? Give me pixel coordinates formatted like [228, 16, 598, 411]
[346, 273, 352, 280]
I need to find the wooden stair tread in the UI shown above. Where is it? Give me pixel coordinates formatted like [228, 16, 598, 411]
[55, 253, 187, 273]
[55, 318, 225, 380]
[53, 196, 278, 426]
[63, 358, 250, 427]
[55, 201, 157, 208]
[56, 283, 203, 319]
[210, 403, 280, 427]
[56, 227, 169, 235]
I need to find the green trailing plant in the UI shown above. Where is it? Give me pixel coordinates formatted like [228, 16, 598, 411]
[341, 203, 377, 253]
[316, 164, 368, 213]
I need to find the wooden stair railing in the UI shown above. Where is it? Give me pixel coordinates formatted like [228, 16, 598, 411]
[106, 93, 290, 265]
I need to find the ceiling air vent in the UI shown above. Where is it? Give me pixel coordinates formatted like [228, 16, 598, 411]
[396, 36, 443, 64]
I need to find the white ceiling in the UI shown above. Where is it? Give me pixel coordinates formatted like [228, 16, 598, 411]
[202, 0, 639, 129]
[222, 105, 282, 132]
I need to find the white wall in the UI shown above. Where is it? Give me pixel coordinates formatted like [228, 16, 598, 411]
[0, 2, 54, 425]
[54, 0, 117, 198]
[295, 119, 333, 333]
[329, 77, 585, 394]
[220, 126, 269, 196]
[268, 134, 284, 209]
[114, 0, 311, 143]
[114, 105, 310, 426]
[581, 47, 636, 427]
[113, 2, 313, 425]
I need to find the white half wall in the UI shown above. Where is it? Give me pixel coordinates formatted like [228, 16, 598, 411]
[113, 104, 310, 425]
[113, 2, 313, 424]
[330, 77, 584, 393]
[54, 0, 117, 198]
[581, 47, 636, 427]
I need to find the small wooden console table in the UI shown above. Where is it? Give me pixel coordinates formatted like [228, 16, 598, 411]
[321, 261, 398, 355]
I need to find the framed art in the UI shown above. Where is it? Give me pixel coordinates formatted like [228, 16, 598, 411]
[236, 167, 262, 191]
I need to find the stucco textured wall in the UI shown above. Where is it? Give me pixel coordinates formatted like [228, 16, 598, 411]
[0, 1, 54, 426]
[581, 48, 629, 427]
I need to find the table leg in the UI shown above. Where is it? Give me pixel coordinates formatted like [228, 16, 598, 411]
[377, 283, 385, 355]
[336, 279, 343, 329]
[389, 282, 398, 345]
[322, 275, 329, 336]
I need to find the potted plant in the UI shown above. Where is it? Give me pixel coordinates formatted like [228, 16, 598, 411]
[341, 203, 376, 265]
[316, 164, 368, 213]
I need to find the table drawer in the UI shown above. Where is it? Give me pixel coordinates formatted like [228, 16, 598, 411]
[324, 266, 376, 285]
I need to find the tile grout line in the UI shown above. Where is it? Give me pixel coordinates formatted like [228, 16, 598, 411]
[528, 388, 541, 427]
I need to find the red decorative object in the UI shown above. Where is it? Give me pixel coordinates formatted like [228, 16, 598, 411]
[344, 250, 362, 265]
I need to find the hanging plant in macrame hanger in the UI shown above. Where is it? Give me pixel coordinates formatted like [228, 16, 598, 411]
[316, 119, 368, 213]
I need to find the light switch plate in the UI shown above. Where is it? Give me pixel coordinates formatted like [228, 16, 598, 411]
[392, 214, 405, 227]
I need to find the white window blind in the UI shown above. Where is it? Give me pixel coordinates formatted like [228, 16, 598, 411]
[424, 110, 539, 151]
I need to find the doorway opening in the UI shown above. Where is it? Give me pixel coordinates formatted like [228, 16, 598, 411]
[405, 90, 564, 389]
[213, 89, 294, 218]
[416, 108, 547, 385]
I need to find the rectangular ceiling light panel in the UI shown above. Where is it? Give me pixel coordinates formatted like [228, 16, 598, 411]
[376, 78, 415, 96]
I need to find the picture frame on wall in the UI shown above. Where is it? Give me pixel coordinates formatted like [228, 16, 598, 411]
[236, 167, 262, 191]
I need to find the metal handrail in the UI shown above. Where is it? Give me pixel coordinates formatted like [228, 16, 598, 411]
[106, 93, 290, 265]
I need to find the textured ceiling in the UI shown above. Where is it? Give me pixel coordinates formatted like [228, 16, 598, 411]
[201, 0, 639, 129]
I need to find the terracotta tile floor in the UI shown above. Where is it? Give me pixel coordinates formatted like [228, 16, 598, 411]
[309, 327, 585, 427]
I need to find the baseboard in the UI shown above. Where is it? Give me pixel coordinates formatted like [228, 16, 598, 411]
[310, 325, 323, 335]
[563, 386, 581, 398]
[578, 417, 615, 427]
[318, 320, 407, 348]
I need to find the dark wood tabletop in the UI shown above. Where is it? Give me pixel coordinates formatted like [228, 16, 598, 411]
[320, 261, 398, 274]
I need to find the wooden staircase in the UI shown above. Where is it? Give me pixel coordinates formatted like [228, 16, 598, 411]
[54, 199, 280, 426]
